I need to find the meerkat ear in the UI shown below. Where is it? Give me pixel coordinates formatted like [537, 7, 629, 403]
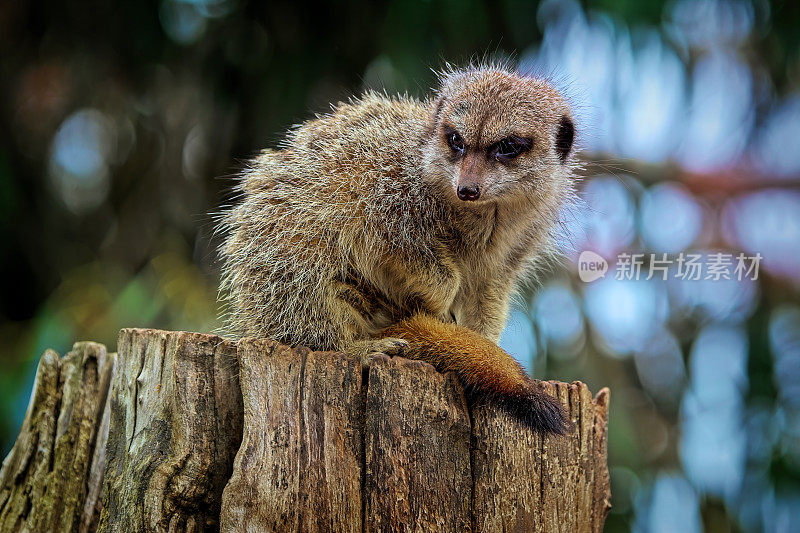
[425, 95, 446, 137]
[555, 115, 575, 163]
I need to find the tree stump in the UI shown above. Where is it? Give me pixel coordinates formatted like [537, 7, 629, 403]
[0, 343, 115, 532]
[0, 329, 611, 532]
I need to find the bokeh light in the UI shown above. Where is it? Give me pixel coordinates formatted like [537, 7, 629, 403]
[679, 50, 753, 172]
[499, 309, 538, 374]
[532, 281, 584, 358]
[769, 306, 800, 414]
[681, 325, 748, 500]
[49, 109, 115, 214]
[584, 277, 668, 355]
[572, 175, 637, 258]
[724, 190, 800, 282]
[635, 474, 702, 533]
[640, 182, 703, 253]
[3, 0, 800, 531]
[753, 96, 800, 178]
[668, 264, 759, 323]
[634, 328, 685, 401]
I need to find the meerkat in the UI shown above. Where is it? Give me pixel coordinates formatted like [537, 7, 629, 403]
[218, 64, 577, 434]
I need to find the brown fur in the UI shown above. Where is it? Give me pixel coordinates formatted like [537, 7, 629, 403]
[217, 63, 578, 433]
[383, 314, 535, 397]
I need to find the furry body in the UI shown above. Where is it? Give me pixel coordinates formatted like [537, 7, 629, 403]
[219, 66, 577, 433]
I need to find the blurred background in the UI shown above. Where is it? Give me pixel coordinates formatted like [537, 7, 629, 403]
[1, 0, 799, 531]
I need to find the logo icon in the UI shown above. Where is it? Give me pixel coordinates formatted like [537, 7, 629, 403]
[578, 250, 608, 283]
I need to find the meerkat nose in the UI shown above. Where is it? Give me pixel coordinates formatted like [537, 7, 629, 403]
[457, 184, 481, 201]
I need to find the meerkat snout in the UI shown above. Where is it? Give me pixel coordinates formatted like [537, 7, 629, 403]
[455, 145, 487, 201]
[457, 184, 480, 201]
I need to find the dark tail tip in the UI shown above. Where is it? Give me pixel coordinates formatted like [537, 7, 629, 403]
[469, 385, 571, 435]
[504, 387, 571, 435]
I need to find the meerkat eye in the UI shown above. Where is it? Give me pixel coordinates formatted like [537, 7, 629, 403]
[445, 129, 465, 154]
[490, 136, 532, 162]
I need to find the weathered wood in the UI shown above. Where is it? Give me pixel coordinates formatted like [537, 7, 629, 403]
[219, 347, 609, 532]
[364, 355, 472, 532]
[472, 382, 611, 532]
[0, 342, 116, 533]
[219, 339, 365, 532]
[98, 329, 242, 532]
[2, 329, 610, 532]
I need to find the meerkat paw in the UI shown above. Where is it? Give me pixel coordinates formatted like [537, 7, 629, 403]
[349, 337, 409, 365]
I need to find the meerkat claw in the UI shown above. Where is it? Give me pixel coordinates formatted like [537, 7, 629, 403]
[350, 337, 409, 365]
[376, 337, 409, 356]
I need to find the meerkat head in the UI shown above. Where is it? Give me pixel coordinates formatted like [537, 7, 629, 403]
[422, 66, 576, 206]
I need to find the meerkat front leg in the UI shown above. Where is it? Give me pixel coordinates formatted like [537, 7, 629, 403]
[338, 248, 461, 365]
[453, 278, 514, 343]
[347, 337, 409, 365]
[327, 276, 411, 365]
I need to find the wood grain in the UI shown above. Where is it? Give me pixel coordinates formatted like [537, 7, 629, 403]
[219, 340, 364, 532]
[2, 330, 610, 532]
[98, 329, 241, 532]
[472, 381, 611, 532]
[364, 355, 472, 532]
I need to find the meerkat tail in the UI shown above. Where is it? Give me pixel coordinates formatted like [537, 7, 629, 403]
[381, 313, 569, 435]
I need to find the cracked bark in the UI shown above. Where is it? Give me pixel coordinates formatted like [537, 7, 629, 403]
[1, 329, 610, 532]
